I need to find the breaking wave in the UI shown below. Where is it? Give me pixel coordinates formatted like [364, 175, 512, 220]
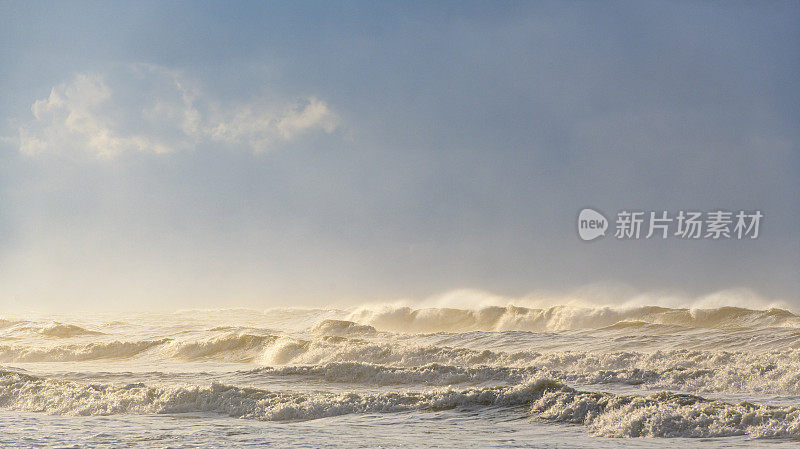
[0, 369, 548, 420]
[531, 385, 800, 438]
[166, 333, 277, 362]
[2, 304, 800, 442]
[246, 362, 536, 386]
[250, 349, 800, 396]
[242, 356, 800, 396]
[1, 370, 797, 439]
[310, 319, 378, 337]
[0, 320, 103, 338]
[346, 305, 800, 333]
[0, 339, 168, 362]
[2, 330, 800, 395]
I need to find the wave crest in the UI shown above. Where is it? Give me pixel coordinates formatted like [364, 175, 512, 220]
[310, 320, 377, 337]
[1, 370, 798, 438]
[532, 387, 800, 438]
[166, 333, 276, 362]
[39, 323, 103, 338]
[0, 339, 167, 362]
[346, 305, 800, 333]
[249, 362, 534, 386]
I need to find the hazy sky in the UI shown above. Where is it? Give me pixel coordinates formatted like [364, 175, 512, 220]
[1, 1, 798, 310]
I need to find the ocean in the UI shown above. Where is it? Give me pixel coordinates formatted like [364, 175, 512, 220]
[1, 305, 799, 447]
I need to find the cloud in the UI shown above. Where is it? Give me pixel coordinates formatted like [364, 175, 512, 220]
[208, 96, 338, 150]
[17, 64, 339, 158]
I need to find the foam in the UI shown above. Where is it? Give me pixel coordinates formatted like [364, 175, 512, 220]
[248, 362, 535, 386]
[310, 319, 378, 337]
[1, 370, 797, 438]
[532, 386, 800, 438]
[3, 327, 800, 397]
[6, 331, 800, 396]
[0, 369, 549, 420]
[346, 305, 800, 333]
[0, 339, 167, 362]
[165, 333, 276, 362]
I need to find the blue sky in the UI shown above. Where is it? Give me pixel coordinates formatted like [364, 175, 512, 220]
[0, 1, 798, 310]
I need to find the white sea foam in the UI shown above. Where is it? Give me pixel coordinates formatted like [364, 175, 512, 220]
[247, 362, 535, 386]
[0, 339, 168, 362]
[1, 370, 797, 439]
[165, 333, 277, 362]
[531, 386, 800, 438]
[242, 355, 800, 396]
[2, 327, 800, 396]
[346, 305, 800, 333]
[0, 369, 549, 420]
[310, 319, 378, 337]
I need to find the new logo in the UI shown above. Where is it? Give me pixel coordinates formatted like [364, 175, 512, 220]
[578, 208, 608, 241]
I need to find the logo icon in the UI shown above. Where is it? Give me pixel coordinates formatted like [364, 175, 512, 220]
[578, 208, 608, 241]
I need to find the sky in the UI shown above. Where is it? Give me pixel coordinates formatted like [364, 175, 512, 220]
[0, 1, 798, 311]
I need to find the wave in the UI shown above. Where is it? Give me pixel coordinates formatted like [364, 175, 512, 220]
[247, 362, 536, 386]
[5, 305, 795, 338]
[166, 333, 277, 362]
[180, 333, 800, 396]
[249, 351, 800, 396]
[0, 368, 545, 421]
[252, 337, 800, 395]
[0, 340, 167, 362]
[0, 370, 797, 438]
[345, 305, 800, 333]
[310, 319, 378, 337]
[599, 320, 651, 330]
[531, 385, 800, 438]
[0, 319, 103, 338]
[4, 329, 800, 396]
[39, 323, 103, 338]
[0, 333, 277, 363]
[0, 319, 25, 330]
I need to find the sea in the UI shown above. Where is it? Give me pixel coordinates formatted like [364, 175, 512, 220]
[1, 304, 799, 447]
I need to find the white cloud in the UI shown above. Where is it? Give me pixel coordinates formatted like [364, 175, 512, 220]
[209, 97, 339, 151]
[17, 64, 340, 158]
